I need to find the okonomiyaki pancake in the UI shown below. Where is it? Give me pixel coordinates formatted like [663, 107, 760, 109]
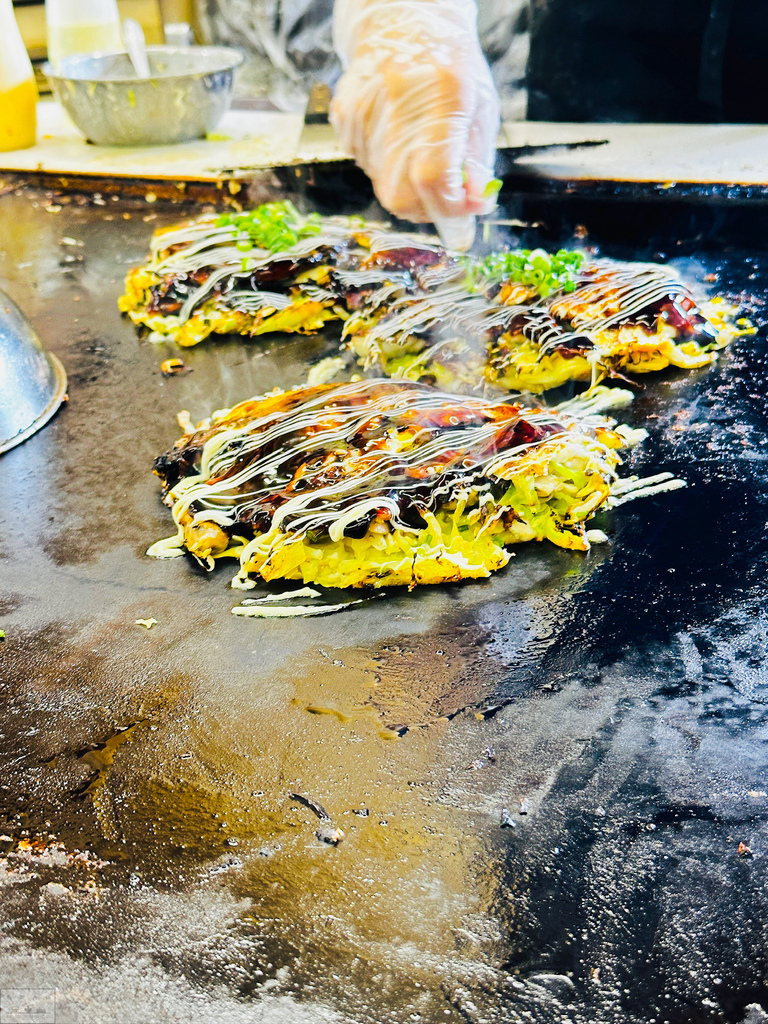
[484, 254, 743, 391]
[149, 379, 625, 590]
[347, 249, 745, 394]
[120, 203, 360, 346]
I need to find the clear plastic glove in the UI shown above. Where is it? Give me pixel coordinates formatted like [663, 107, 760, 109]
[331, 0, 501, 251]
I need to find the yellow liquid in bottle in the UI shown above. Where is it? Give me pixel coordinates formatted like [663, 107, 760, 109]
[0, 76, 37, 152]
[47, 21, 123, 65]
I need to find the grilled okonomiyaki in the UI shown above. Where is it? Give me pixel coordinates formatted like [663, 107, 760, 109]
[148, 379, 628, 590]
[347, 248, 745, 393]
[122, 205, 746, 392]
[120, 201, 462, 348]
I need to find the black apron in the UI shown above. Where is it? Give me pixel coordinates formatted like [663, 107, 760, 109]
[527, 0, 768, 123]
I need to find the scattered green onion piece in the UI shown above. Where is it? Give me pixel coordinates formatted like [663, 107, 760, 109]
[482, 177, 503, 200]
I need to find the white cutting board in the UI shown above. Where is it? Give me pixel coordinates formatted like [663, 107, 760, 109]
[499, 121, 768, 185]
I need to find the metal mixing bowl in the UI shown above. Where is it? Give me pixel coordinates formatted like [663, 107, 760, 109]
[0, 288, 67, 454]
[43, 46, 243, 147]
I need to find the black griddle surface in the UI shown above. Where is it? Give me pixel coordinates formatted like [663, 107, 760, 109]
[1, 186, 768, 1024]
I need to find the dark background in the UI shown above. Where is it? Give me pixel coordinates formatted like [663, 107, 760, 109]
[528, 0, 768, 123]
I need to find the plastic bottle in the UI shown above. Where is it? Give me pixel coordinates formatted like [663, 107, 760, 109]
[0, 0, 38, 152]
[46, 0, 123, 67]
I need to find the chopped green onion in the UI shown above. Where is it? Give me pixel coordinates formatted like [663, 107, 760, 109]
[211, 201, 326, 254]
[482, 177, 503, 200]
[474, 247, 585, 298]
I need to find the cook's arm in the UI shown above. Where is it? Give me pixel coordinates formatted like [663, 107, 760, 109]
[331, 0, 501, 250]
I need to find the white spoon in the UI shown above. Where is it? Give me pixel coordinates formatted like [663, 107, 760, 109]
[123, 18, 151, 78]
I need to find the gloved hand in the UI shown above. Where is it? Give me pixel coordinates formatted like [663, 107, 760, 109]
[331, 0, 501, 251]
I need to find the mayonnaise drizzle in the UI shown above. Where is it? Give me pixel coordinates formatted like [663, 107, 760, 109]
[161, 379, 601, 544]
[347, 255, 715, 364]
[149, 222, 367, 322]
